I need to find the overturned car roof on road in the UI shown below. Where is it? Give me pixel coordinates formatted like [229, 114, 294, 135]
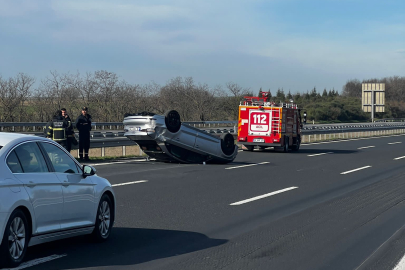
[123, 110, 238, 164]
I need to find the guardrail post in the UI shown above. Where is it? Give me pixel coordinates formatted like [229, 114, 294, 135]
[122, 146, 126, 156]
[101, 147, 105, 157]
[110, 125, 112, 130]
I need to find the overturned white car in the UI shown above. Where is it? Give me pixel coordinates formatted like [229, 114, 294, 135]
[123, 111, 238, 164]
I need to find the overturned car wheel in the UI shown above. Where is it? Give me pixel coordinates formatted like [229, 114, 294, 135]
[220, 133, 235, 156]
[165, 110, 181, 133]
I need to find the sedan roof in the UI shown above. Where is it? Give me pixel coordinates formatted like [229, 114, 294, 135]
[0, 132, 39, 147]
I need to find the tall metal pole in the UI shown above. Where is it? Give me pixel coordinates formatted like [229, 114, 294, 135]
[371, 90, 374, 122]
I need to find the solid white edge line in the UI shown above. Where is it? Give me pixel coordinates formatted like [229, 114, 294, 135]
[225, 162, 270, 170]
[388, 142, 402, 145]
[91, 159, 148, 166]
[307, 152, 333, 157]
[6, 254, 67, 270]
[341, 166, 372, 175]
[112, 180, 148, 187]
[394, 156, 405, 160]
[357, 146, 375, 149]
[394, 252, 405, 270]
[230, 187, 298, 206]
[301, 134, 405, 146]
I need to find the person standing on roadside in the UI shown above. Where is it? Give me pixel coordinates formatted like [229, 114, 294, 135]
[75, 107, 92, 161]
[61, 108, 75, 153]
[45, 110, 71, 150]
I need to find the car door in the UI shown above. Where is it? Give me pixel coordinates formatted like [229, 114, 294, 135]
[39, 142, 96, 229]
[12, 142, 64, 234]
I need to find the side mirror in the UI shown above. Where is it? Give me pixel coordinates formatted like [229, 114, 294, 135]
[83, 165, 96, 177]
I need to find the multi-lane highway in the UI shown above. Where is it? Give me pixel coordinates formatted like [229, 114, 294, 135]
[13, 134, 405, 270]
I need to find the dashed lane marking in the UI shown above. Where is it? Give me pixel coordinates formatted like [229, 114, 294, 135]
[112, 180, 148, 187]
[388, 142, 402, 145]
[394, 156, 405, 160]
[341, 166, 372, 175]
[307, 152, 333, 157]
[230, 187, 298, 206]
[5, 254, 67, 270]
[357, 146, 375, 149]
[225, 162, 270, 170]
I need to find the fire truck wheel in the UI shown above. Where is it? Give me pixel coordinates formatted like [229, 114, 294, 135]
[164, 110, 181, 133]
[220, 133, 235, 156]
[283, 136, 289, 153]
[242, 145, 254, 151]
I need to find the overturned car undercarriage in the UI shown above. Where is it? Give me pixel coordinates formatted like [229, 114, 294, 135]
[123, 110, 238, 164]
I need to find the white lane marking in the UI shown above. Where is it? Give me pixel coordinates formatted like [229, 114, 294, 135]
[5, 254, 67, 270]
[301, 134, 405, 146]
[230, 187, 298, 206]
[226, 162, 270, 170]
[112, 180, 148, 187]
[341, 166, 372, 175]
[388, 142, 402, 145]
[91, 159, 148, 166]
[307, 152, 333, 157]
[394, 252, 405, 270]
[357, 146, 375, 149]
[394, 156, 405, 160]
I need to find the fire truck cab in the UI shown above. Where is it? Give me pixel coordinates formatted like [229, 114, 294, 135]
[237, 92, 302, 152]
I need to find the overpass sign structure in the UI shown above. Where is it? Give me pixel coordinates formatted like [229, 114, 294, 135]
[362, 83, 385, 122]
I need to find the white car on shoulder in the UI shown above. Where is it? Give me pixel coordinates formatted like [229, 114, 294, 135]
[0, 133, 115, 268]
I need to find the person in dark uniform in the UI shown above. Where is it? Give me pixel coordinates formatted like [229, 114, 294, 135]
[45, 110, 71, 150]
[75, 107, 92, 161]
[61, 108, 75, 153]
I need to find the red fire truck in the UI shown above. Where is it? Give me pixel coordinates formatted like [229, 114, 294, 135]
[237, 91, 302, 152]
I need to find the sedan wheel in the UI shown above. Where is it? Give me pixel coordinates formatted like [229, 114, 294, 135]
[0, 209, 29, 268]
[99, 201, 111, 237]
[92, 194, 114, 241]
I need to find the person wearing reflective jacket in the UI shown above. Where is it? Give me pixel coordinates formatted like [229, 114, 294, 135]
[61, 108, 76, 153]
[45, 110, 71, 150]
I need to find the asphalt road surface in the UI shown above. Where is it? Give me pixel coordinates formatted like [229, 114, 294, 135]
[9, 134, 405, 270]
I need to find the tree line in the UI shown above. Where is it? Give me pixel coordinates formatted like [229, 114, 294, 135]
[0, 71, 404, 123]
[0, 71, 252, 123]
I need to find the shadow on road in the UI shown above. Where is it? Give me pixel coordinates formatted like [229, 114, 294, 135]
[245, 148, 357, 155]
[293, 149, 357, 154]
[23, 227, 227, 270]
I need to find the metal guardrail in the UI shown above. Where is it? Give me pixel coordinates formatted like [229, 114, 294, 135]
[2, 122, 405, 151]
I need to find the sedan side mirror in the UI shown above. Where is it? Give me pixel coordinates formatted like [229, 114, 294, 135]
[83, 165, 96, 177]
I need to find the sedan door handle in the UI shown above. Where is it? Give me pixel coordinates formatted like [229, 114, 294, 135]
[26, 181, 36, 188]
[62, 181, 70, 187]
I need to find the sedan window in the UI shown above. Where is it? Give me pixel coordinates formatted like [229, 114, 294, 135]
[6, 150, 23, 173]
[14, 142, 49, 173]
[40, 142, 80, 174]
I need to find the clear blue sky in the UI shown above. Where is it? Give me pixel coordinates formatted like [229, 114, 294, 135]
[0, 0, 404, 94]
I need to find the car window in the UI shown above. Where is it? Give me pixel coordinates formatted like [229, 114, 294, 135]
[6, 150, 23, 173]
[40, 142, 80, 174]
[14, 142, 49, 173]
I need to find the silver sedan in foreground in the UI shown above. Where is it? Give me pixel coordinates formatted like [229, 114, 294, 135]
[0, 133, 115, 268]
